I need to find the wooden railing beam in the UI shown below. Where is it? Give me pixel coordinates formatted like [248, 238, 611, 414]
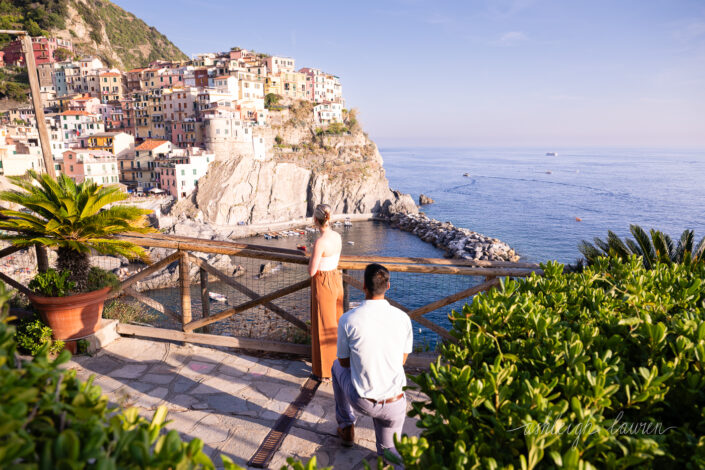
[183, 278, 311, 332]
[123, 287, 181, 322]
[199, 267, 211, 334]
[112, 251, 181, 297]
[405, 277, 501, 320]
[179, 252, 191, 329]
[186, 253, 309, 333]
[342, 274, 457, 342]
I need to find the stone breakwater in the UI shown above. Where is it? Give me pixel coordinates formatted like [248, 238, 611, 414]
[389, 213, 520, 262]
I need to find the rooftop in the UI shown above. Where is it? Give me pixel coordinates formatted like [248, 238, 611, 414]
[136, 139, 170, 151]
[60, 110, 93, 116]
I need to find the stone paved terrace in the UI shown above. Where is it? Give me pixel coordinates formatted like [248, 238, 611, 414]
[63, 336, 425, 469]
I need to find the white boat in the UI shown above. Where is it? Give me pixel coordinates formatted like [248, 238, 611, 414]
[347, 241, 355, 245]
[344, 217, 352, 227]
[463, 172, 470, 177]
[546, 152, 558, 156]
[209, 292, 227, 303]
[332, 221, 343, 227]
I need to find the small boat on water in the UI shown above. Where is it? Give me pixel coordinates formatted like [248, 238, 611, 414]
[209, 292, 227, 303]
[545, 170, 552, 174]
[463, 173, 470, 177]
[344, 217, 352, 227]
[347, 241, 355, 245]
[546, 152, 558, 156]
[332, 221, 343, 227]
[575, 217, 582, 222]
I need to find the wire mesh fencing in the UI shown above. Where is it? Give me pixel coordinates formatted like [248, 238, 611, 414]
[1, 240, 505, 350]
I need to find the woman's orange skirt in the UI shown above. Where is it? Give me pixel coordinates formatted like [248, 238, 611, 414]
[310, 269, 344, 378]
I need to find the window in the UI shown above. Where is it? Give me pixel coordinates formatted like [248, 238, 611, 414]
[193, 169, 197, 175]
[181, 169, 185, 176]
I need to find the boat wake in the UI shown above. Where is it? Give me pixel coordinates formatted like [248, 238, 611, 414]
[444, 175, 629, 198]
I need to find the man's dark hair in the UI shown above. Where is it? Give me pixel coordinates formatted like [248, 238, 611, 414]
[364, 263, 390, 296]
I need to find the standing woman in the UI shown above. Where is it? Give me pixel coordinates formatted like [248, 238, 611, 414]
[309, 204, 344, 379]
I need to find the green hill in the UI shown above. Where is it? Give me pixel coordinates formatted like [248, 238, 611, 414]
[0, 0, 188, 101]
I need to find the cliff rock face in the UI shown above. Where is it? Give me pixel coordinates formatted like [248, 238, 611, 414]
[178, 104, 417, 225]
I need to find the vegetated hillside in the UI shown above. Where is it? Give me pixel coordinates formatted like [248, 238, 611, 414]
[0, 0, 187, 100]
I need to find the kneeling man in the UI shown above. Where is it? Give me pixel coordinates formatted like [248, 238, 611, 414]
[332, 263, 413, 457]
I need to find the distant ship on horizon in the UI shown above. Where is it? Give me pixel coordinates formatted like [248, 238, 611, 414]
[546, 152, 558, 156]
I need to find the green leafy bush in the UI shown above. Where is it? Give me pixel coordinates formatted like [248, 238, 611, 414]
[580, 225, 705, 268]
[28, 268, 75, 297]
[265, 93, 282, 109]
[14, 314, 64, 356]
[0, 283, 247, 469]
[85, 266, 120, 292]
[398, 257, 705, 469]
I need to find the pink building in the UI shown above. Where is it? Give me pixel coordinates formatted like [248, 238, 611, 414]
[2, 36, 74, 66]
[62, 150, 120, 185]
[157, 148, 214, 199]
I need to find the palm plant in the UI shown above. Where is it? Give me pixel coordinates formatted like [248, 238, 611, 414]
[579, 224, 705, 269]
[0, 171, 156, 292]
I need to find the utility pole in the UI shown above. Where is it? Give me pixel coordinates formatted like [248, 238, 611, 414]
[0, 30, 56, 177]
[1, 30, 55, 272]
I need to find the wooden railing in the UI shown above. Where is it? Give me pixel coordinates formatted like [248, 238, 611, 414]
[0, 233, 544, 361]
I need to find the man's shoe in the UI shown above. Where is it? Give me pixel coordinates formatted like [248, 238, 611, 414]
[337, 425, 354, 447]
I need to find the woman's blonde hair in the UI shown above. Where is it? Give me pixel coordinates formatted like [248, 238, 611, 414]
[313, 204, 332, 226]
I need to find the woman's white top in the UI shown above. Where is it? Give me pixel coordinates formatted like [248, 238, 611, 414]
[318, 252, 340, 272]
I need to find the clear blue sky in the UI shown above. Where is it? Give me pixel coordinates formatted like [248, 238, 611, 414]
[114, 0, 705, 148]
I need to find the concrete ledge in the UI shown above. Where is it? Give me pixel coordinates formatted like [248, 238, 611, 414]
[83, 318, 119, 353]
[406, 352, 439, 369]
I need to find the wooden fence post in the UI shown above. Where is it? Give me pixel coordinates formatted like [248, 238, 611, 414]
[199, 267, 211, 334]
[342, 269, 350, 312]
[35, 245, 49, 273]
[179, 252, 191, 330]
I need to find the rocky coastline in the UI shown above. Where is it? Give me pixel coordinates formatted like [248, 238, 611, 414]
[388, 212, 520, 262]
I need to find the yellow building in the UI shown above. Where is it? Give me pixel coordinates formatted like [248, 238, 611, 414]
[280, 71, 308, 100]
[264, 74, 283, 96]
[84, 131, 135, 158]
[147, 91, 167, 140]
[99, 72, 124, 103]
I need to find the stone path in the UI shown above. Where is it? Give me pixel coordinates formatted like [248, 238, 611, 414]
[64, 337, 425, 469]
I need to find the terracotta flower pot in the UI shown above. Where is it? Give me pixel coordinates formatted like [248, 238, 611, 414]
[28, 287, 111, 340]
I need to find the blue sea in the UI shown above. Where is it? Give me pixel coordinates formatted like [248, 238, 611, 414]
[381, 147, 705, 264]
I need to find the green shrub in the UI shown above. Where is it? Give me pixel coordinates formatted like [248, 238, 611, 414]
[85, 266, 120, 292]
[265, 93, 282, 109]
[580, 224, 705, 269]
[14, 314, 64, 356]
[0, 282, 245, 469]
[103, 298, 158, 324]
[28, 268, 75, 297]
[398, 257, 705, 469]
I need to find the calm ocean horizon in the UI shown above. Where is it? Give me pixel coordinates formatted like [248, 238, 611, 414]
[381, 146, 705, 264]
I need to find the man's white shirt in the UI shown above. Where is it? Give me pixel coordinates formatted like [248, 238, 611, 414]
[336, 299, 413, 401]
